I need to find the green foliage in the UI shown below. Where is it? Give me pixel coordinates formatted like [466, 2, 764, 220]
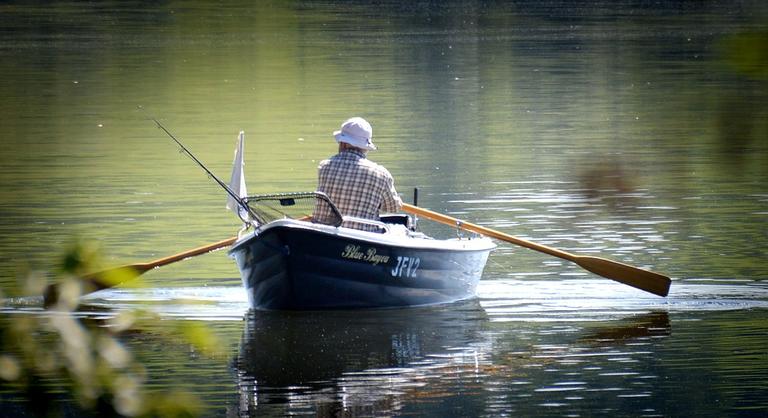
[0, 241, 222, 417]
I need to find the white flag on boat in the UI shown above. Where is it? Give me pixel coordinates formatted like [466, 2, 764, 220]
[227, 131, 249, 220]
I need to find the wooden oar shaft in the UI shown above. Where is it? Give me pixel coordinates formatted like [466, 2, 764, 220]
[136, 236, 238, 272]
[402, 203, 671, 297]
[403, 203, 575, 261]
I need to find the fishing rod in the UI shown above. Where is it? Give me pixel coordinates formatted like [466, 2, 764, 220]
[152, 118, 258, 223]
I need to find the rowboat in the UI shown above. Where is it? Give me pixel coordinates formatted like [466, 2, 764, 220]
[40, 124, 669, 309]
[227, 192, 496, 310]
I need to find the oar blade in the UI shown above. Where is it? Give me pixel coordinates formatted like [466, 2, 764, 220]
[43, 263, 149, 308]
[82, 263, 150, 290]
[42, 237, 238, 308]
[575, 256, 671, 297]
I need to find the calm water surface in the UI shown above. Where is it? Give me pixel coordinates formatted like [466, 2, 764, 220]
[1, 1, 767, 417]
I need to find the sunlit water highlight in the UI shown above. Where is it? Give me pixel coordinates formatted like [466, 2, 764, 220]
[5, 279, 765, 321]
[7, 276, 766, 323]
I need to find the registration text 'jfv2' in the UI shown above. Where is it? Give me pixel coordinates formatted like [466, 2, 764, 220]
[391, 256, 420, 278]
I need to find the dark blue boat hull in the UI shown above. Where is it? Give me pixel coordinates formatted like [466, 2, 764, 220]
[229, 221, 494, 310]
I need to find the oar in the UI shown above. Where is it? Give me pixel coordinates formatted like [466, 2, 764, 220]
[43, 236, 237, 307]
[401, 203, 671, 297]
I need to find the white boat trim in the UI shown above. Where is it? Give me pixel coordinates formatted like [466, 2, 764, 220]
[231, 218, 496, 253]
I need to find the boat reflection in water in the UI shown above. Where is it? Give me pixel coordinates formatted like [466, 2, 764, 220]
[233, 302, 672, 416]
[234, 299, 491, 416]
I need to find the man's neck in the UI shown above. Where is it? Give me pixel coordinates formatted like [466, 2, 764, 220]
[339, 144, 368, 156]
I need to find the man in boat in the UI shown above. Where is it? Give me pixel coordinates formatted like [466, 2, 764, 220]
[312, 116, 403, 231]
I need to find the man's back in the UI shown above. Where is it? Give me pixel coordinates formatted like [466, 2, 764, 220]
[313, 149, 401, 231]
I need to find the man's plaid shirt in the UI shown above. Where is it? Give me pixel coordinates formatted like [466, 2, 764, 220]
[313, 149, 402, 231]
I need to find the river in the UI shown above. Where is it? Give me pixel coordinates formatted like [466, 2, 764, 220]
[1, 1, 767, 417]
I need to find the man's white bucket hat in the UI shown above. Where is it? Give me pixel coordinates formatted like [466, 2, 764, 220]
[333, 117, 377, 151]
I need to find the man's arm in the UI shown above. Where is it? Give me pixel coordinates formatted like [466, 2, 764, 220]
[381, 174, 403, 213]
